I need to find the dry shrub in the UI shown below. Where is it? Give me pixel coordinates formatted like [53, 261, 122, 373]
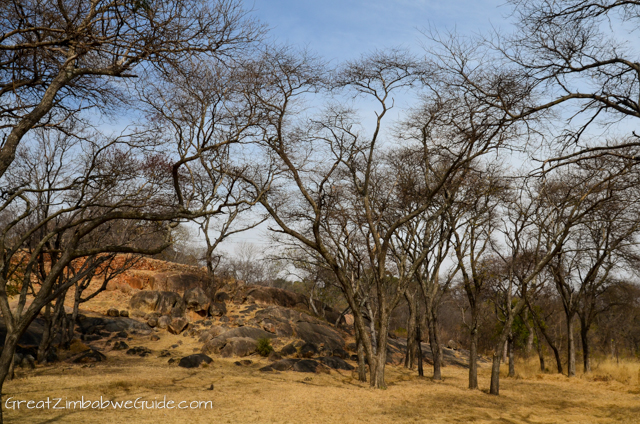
[511, 356, 548, 380]
[588, 358, 640, 386]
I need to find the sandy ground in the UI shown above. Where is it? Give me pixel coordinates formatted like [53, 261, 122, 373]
[4, 350, 640, 424]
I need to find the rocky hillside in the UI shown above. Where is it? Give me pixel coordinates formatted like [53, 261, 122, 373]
[5, 258, 489, 375]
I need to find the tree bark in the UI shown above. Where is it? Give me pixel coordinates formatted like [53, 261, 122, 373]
[567, 313, 576, 377]
[502, 338, 508, 363]
[417, 324, 424, 377]
[552, 343, 563, 374]
[533, 326, 546, 372]
[37, 303, 53, 363]
[369, 312, 391, 389]
[536, 338, 546, 372]
[523, 309, 534, 357]
[489, 352, 502, 395]
[490, 329, 512, 395]
[580, 319, 591, 373]
[0, 334, 20, 423]
[69, 285, 83, 345]
[404, 293, 417, 369]
[354, 325, 367, 382]
[370, 345, 388, 389]
[427, 311, 442, 381]
[469, 327, 479, 389]
[508, 334, 515, 377]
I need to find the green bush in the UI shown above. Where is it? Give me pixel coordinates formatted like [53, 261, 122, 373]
[256, 338, 274, 357]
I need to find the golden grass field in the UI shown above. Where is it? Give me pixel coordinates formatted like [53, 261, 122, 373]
[4, 348, 640, 424]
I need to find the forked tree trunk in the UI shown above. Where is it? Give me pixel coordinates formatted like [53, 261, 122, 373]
[469, 327, 479, 389]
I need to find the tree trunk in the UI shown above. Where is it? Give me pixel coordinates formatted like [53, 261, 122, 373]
[427, 311, 442, 381]
[508, 334, 515, 377]
[489, 352, 502, 395]
[69, 290, 82, 345]
[404, 293, 417, 369]
[580, 320, 591, 373]
[490, 329, 512, 395]
[534, 328, 546, 372]
[531, 310, 562, 373]
[567, 313, 576, 377]
[537, 340, 546, 372]
[370, 345, 388, 389]
[469, 327, 479, 389]
[551, 343, 563, 374]
[523, 309, 534, 357]
[354, 325, 367, 382]
[37, 303, 53, 363]
[417, 324, 424, 377]
[0, 334, 20, 423]
[369, 312, 390, 389]
[365, 302, 378, 356]
[37, 298, 65, 363]
[502, 338, 508, 363]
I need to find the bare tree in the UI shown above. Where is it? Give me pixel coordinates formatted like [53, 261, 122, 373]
[242, 43, 530, 388]
[0, 128, 187, 421]
[0, 0, 262, 178]
[526, 284, 565, 374]
[488, 0, 640, 164]
[447, 163, 505, 389]
[486, 151, 638, 394]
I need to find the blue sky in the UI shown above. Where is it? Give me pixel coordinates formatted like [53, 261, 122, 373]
[251, 0, 511, 62]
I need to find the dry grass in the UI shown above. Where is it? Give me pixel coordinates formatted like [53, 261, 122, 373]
[5, 353, 640, 424]
[587, 358, 640, 387]
[512, 356, 640, 387]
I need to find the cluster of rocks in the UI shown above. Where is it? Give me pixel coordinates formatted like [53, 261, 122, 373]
[123, 283, 363, 374]
[13, 352, 36, 369]
[128, 288, 226, 335]
[106, 308, 129, 317]
[77, 315, 150, 342]
[126, 346, 152, 357]
[256, 339, 355, 374]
